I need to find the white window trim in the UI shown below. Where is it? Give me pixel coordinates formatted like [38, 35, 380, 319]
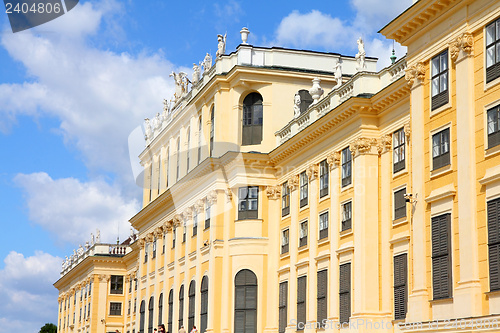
[429, 122, 453, 178]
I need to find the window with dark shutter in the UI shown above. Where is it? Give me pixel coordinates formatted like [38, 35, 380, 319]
[183, 221, 186, 243]
[200, 276, 208, 333]
[152, 238, 157, 259]
[297, 276, 307, 331]
[148, 297, 154, 333]
[172, 228, 176, 248]
[188, 280, 196, 332]
[110, 275, 124, 294]
[210, 107, 215, 157]
[319, 211, 329, 240]
[205, 202, 211, 229]
[299, 221, 308, 248]
[242, 93, 263, 146]
[281, 229, 289, 254]
[298, 90, 313, 114]
[158, 293, 163, 326]
[168, 290, 173, 333]
[319, 160, 329, 198]
[394, 254, 408, 320]
[279, 281, 288, 333]
[238, 186, 259, 220]
[393, 128, 405, 173]
[341, 202, 352, 231]
[234, 269, 257, 333]
[282, 182, 290, 217]
[394, 188, 407, 220]
[299, 172, 308, 208]
[317, 270, 327, 328]
[179, 285, 184, 329]
[110, 302, 122, 316]
[431, 50, 449, 110]
[486, 18, 500, 83]
[432, 128, 450, 170]
[139, 301, 145, 333]
[488, 106, 500, 149]
[341, 147, 352, 187]
[431, 213, 452, 299]
[339, 263, 351, 324]
[488, 198, 500, 291]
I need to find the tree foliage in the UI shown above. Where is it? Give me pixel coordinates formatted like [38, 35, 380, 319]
[39, 323, 57, 333]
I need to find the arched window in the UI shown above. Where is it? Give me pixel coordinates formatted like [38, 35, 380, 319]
[209, 107, 215, 156]
[242, 93, 263, 146]
[176, 137, 181, 181]
[139, 301, 145, 333]
[148, 296, 154, 333]
[186, 127, 191, 173]
[168, 289, 174, 333]
[188, 280, 196, 331]
[179, 285, 184, 330]
[298, 89, 313, 114]
[200, 276, 208, 333]
[158, 293, 163, 326]
[198, 116, 202, 164]
[234, 269, 257, 333]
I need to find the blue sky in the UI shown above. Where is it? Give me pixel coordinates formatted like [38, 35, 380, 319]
[0, 0, 412, 331]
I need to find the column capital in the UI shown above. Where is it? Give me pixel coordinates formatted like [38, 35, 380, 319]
[450, 32, 473, 63]
[265, 186, 281, 200]
[405, 62, 425, 88]
[377, 134, 392, 155]
[206, 190, 217, 205]
[306, 163, 319, 180]
[288, 174, 300, 191]
[327, 151, 341, 169]
[349, 137, 378, 157]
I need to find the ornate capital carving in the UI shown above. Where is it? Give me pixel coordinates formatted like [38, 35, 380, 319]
[137, 238, 146, 249]
[173, 214, 183, 227]
[183, 207, 193, 220]
[266, 186, 281, 200]
[206, 190, 217, 205]
[145, 233, 154, 242]
[225, 188, 233, 202]
[288, 174, 300, 191]
[327, 151, 341, 169]
[306, 164, 319, 180]
[98, 274, 110, 282]
[154, 227, 163, 238]
[405, 62, 425, 87]
[163, 221, 173, 232]
[349, 137, 377, 156]
[404, 122, 411, 140]
[194, 199, 205, 212]
[377, 135, 392, 154]
[450, 32, 473, 62]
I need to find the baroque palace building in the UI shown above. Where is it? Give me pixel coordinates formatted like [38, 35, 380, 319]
[54, 0, 500, 332]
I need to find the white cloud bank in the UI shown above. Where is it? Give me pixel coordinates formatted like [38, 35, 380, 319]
[0, 251, 61, 333]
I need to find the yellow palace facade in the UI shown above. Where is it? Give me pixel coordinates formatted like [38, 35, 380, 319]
[54, 0, 500, 332]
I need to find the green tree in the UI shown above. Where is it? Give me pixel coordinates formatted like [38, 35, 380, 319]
[39, 323, 57, 333]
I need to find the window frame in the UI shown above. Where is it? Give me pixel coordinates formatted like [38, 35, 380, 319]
[317, 269, 328, 328]
[299, 220, 308, 248]
[339, 263, 351, 324]
[341, 147, 352, 187]
[110, 275, 124, 295]
[281, 182, 290, 217]
[486, 17, 500, 83]
[341, 201, 352, 232]
[393, 187, 407, 221]
[296, 275, 307, 331]
[431, 50, 449, 110]
[487, 105, 500, 149]
[319, 211, 329, 240]
[432, 127, 451, 170]
[394, 253, 408, 320]
[281, 228, 289, 255]
[393, 128, 406, 173]
[109, 302, 122, 316]
[319, 159, 329, 198]
[299, 171, 308, 208]
[205, 202, 211, 229]
[238, 186, 259, 220]
[242, 92, 264, 146]
[488, 197, 500, 291]
[431, 213, 452, 300]
[278, 281, 288, 333]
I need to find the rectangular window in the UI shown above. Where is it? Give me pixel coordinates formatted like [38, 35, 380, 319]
[128, 300, 131, 315]
[110, 275, 124, 295]
[193, 211, 198, 237]
[205, 202, 211, 229]
[432, 128, 450, 170]
[317, 269, 327, 328]
[431, 50, 449, 110]
[319, 160, 329, 198]
[299, 220, 308, 248]
[341, 147, 352, 187]
[299, 171, 308, 208]
[279, 281, 288, 333]
[393, 128, 405, 173]
[297, 276, 307, 331]
[172, 229, 176, 248]
[319, 211, 329, 240]
[486, 18, 500, 83]
[109, 302, 122, 316]
[238, 186, 259, 219]
[339, 263, 351, 324]
[152, 238, 157, 259]
[129, 279, 132, 293]
[281, 229, 289, 254]
[488, 105, 500, 148]
[144, 243, 148, 263]
[183, 221, 186, 243]
[163, 234, 165, 254]
[394, 188, 407, 220]
[432, 213, 452, 299]
[394, 253, 408, 320]
[281, 182, 290, 217]
[89, 280, 92, 296]
[488, 198, 500, 291]
[341, 201, 352, 231]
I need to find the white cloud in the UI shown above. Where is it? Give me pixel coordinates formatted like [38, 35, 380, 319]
[14, 172, 139, 246]
[213, 0, 242, 24]
[0, 251, 61, 333]
[350, 0, 413, 33]
[0, 0, 177, 194]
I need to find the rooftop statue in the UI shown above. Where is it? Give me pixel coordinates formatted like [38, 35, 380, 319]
[144, 118, 152, 140]
[293, 93, 301, 118]
[356, 37, 366, 71]
[170, 71, 188, 102]
[334, 59, 342, 88]
[192, 63, 201, 84]
[216, 33, 227, 58]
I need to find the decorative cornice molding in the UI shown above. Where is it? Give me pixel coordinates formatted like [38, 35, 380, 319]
[306, 164, 319, 180]
[266, 186, 281, 200]
[450, 32, 473, 62]
[288, 174, 300, 191]
[327, 151, 341, 169]
[405, 62, 425, 87]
